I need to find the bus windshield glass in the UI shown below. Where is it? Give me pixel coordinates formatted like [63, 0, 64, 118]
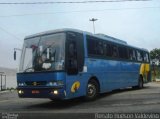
[19, 33, 65, 72]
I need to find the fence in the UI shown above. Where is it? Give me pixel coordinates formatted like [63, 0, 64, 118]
[0, 72, 6, 91]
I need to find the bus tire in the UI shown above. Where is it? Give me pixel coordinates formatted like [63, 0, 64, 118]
[132, 76, 143, 89]
[85, 79, 99, 101]
[138, 76, 143, 89]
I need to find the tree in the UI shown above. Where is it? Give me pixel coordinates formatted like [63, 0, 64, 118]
[150, 48, 160, 61]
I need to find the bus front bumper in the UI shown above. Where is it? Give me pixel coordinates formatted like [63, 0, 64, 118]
[17, 87, 66, 100]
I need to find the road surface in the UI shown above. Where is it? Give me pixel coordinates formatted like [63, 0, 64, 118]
[0, 82, 160, 119]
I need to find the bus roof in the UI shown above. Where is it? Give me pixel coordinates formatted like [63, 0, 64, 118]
[24, 28, 84, 39]
[24, 28, 148, 52]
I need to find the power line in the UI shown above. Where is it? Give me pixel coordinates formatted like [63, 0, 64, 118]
[0, 26, 21, 41]
[0, 6, 159, 18]
[0, 0, 151, 5]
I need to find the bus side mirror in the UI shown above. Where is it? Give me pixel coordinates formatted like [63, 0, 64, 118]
[14, 50, 16, 60]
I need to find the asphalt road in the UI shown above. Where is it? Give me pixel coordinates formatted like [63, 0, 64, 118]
[0, 82, 160, 119]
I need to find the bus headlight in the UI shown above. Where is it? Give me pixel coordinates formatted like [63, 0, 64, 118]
[56, 80, 64, 86]
[18, 82, 25, 86]
[18, 90, 24, 94]
[47, 82, 56, 86]
[47, 81, 64, 86]
[51, 90, 59, 95]
[53, 90, 58, 95]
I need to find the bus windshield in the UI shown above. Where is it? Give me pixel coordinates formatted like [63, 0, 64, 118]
[19, 33, 65, 72]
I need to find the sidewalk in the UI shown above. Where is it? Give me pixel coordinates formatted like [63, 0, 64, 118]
[0, 90, 10, 94]
[0, 90, 17, 101]
[0, 90, 16, 94]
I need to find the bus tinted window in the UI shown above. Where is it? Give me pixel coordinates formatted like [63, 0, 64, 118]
[106, 44, 112, 57]
[104, 43, 112, 57]
[87, 35, 149, 63]
[87, 37, 96, 55]
[97, 40, 104, 55]
[137, 50, 143, 62]
[118, 46, 128, 59]
[111, 45, 118, 58]
[143, 52, 149, 63]
[87, 36, 104, 57]
[129, 49, 136, 61]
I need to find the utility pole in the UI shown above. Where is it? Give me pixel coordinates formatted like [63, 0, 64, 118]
[1, 74, 2, 91]
[89, 18, 98, 34]
[0, 72, 4, 91]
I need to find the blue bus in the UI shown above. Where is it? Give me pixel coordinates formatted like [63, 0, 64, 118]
[16, 28, 151, 100]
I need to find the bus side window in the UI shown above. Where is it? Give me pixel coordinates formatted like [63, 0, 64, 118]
[143, 52, 149, 63]
[97, 40, 104, 56]
[137, 50, 143, 62]
[105, 43, 112, 57]
[132, 50, 136, 61]
[69, 41, 76, 57]
[87, 36, 104, 57]
[87, 37, 96, 55]
[112, 45, 118, 58]
[129, 49, 136, 61]
[129, 49, 133, 60]
[103, 42, 107, 56]
[123, 47, 128, 59]
[118, 46, 128, 59]
[129, 49, 137, 61]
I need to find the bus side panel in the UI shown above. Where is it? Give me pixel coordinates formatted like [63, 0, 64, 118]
[120, 62, 140, 88]
[65, 74, 88, 99]
[85, 58, 119, 92]
[85, 58, 140, 93]
[65, 60, 141, 99]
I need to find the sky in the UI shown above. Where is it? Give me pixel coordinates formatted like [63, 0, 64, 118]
[0, 0, 160, 68]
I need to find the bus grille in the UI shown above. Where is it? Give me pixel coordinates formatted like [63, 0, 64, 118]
[25, 81, 47, 86]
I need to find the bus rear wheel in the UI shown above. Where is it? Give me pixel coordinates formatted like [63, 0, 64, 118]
[138, 76, 143, 89]
[85, 80, 99, 101]
[132, 76, 143, 89]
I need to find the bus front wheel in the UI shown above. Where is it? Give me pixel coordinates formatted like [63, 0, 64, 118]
[85, 80, 99, 101]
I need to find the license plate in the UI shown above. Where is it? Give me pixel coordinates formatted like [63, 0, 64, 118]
[32, 90, 40, 94]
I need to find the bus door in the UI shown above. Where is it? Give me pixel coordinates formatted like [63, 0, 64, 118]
[65, 32, 85, 99]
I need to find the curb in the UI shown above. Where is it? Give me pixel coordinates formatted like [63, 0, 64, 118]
[0, 90, 10, 94]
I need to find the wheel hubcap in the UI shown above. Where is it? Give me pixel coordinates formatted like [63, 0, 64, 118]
[87, 84, 96, 97]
